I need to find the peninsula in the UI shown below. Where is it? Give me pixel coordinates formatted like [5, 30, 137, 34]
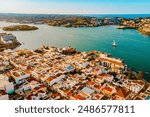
[0, 14, 149, 35]
[117, 18, 150, 36]
[2, 25, 38, 31]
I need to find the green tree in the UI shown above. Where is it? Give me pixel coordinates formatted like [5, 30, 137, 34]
[137, 70, 144, 80]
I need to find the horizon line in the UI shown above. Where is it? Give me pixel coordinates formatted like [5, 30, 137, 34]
[0, 12, 150, 15]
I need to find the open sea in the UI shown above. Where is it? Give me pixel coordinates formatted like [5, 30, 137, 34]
[0, 14, 150, 82]
[82, 14, 150, 18]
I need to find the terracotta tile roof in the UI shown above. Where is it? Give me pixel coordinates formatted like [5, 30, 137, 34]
[94, 84, 102, 90]
[86, 81, 95, 86]
[79, 92, 89, 97]
[116, 88, 131, 98]
[74, 94, 86, 100]
[102, 86, 113, 92]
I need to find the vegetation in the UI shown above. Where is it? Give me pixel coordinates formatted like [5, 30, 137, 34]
[136, 71, 144, 80]
[138, 26, 150, 36]
[3, 25, 38, 31]
[118, 18, 150, 36]
[0, 40, 21, 51]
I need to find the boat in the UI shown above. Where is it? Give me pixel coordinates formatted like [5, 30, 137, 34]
[144, 72, 149, 75]
[112, 40, 117, 47]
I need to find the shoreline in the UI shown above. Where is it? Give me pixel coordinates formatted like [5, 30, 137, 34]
[15, 46, 150, 83]
[0, 21, 149, 83]
[2, 45, 150, 83]
[1, 18, 149, 36]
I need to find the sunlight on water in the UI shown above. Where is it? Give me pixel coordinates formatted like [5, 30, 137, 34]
[0, 21, 150, 82]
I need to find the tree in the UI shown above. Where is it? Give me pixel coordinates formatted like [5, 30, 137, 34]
[137, 70, 144, 80]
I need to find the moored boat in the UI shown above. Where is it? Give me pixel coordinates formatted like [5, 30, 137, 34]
[112, 40, 117, 47]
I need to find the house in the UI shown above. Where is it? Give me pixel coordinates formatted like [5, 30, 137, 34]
[1, 34, 16, 44]
[10, 69, 30, 84]
[96, 74, 114, 83]
[92, 93, 104, 100]
[5, 82, 14, 94]
[86, 81, 95, 88]
[0, 90, 9, 100]
[115, 87, 132, 100]
[81, 87, 95, 96]
[128, 80, 145, 93]
[130, 84, 142, 93]
[101, 86, 116, 96]
[78, 92, 89, 99]
[0, 74, 14, 94]
[73, 94, 86, 100]
[93, 84, 102, 92]
[46, 74, 65, 86]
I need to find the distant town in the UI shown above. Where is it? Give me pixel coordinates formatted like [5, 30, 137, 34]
[0, 46, 150, 100]
[0, 14, 150, 36]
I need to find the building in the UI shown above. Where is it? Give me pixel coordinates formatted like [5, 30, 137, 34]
[0, 90, 9, 100]
[1, 34, 16, 44]
[97, 53, 127, 73]
[5, 82, 14, 94]
[0, 74, 14, 94]
[101, 86, 116, 96]
[96, 74, 114, 83]
[45, 74, 65, 86]
[10, 69, 30, 84]
[81, 87, 95, 96]
[115, 87, 132, 100]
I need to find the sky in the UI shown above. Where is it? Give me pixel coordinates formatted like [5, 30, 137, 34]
[0, 0, 150, 14]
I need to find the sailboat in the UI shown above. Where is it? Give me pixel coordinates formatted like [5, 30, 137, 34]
[112, 40, 117, 47]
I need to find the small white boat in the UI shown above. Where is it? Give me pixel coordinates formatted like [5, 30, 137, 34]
[144, 72, 149, 75]
[112, 40, 117, 47]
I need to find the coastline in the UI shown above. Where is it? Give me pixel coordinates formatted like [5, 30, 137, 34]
[0, 20, 149, 80]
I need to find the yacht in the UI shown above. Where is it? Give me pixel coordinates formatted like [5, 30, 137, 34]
[112, 40, 117, 47]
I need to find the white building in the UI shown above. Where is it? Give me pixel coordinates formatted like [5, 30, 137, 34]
[48, 74, 66, 86]
[130, 84, 142, 93]
[10, 70, 30, 84]
[0, 74, 14, 94]
[1, 34, 16, 44]
[5, 82, 14, 94]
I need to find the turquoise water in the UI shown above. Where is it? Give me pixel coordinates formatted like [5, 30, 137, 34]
[145, 96, 150, 100]
[0, 22, 150, 82]
[83, 14, 150, 18]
